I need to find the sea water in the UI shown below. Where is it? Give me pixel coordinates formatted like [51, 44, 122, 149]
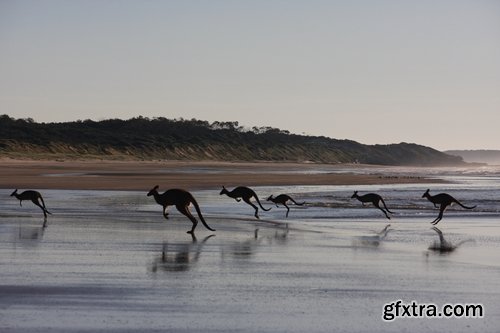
[0, 166, 499, 332]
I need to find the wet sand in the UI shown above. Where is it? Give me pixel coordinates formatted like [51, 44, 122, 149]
[1, 187, 499, 333]
[1, 161, 498, 332]
[0, 159, 436, 191]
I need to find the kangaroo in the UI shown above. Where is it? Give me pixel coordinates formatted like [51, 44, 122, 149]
[147, 185, 215, 234]
[351, 191, 393, 219]
[266, 194, 305, 218]
[220, 186, 271, 219]
[422, 189, 476, 225]
[10, 189, 51, 219]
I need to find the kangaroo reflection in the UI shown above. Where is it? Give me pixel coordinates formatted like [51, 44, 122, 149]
[11, 225, 46, 248]
[223, 224, 289, 258]
[353, 224, 392, 247]
[18, 225, 45, 241]
[272, 223, 289, 246]
[428, 227, 473, 254]
[150, 234, 214, 273]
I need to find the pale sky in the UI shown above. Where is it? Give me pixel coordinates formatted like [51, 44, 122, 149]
[1, 0, 499, 151]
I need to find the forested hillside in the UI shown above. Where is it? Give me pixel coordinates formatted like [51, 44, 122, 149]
[0, 115, 464, 166]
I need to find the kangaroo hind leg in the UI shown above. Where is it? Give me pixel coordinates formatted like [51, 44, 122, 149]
[176, 204, 198, 234]
[39, 196, 51, 215]
[431, 205, 446, 225]
[243, 198, 259, 219]
[32, 199, 47, 218]
[374, 202, 390, 220]
[284, 203, 290, 218]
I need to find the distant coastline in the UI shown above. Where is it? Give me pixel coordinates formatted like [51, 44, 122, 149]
[445, 150, 500, 165]
[0, 115, 465, 166]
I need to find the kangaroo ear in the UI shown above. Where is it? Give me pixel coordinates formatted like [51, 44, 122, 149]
[154, 185, 159, 190]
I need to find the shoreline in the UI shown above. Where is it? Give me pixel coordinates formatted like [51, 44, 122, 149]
[0, 159, 443, 191]
[1, 200, 498, 332]
[1, 160, 498, 333]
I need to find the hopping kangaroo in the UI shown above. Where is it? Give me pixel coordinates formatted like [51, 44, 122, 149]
[147, 185, 215, 234]
[266, 194, 305, 218]
[220, 186, 271, 219]
[351, 191, 394, 219]
[10, 189, 51, 219]
[422, 189, 476, 225]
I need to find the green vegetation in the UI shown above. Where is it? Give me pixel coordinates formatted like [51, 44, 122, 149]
[0, 115, 464, 165]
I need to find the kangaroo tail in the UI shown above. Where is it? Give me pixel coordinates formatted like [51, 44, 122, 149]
[455, 200, 476, 210]
[39, 196, 52, 215]
[191, 198, 216, 231]
[254, 194, 271, 211]
[290, 198, 305, 206]
[380, 198, 394, 214]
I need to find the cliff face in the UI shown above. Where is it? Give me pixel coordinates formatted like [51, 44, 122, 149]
[0, 115, 464, 166]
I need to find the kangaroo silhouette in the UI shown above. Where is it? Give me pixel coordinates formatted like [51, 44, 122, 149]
[351, 191, 393, 219]
[10, 189, 51, 219]
[422, 189, 476, 225]
[266, 194, 305, 218]
[220, 186, 271, 219]
[147, 185, 215, 234]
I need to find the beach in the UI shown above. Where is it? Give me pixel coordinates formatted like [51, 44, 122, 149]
[0, 159, 435, 191]
[1, 160, 499, 332]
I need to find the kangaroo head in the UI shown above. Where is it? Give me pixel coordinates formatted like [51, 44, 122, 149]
[422, 189, 430, 198]
[351, 191, 358, 199]
[10, 189, 18, 197]
[147, 185, 159, 197]
[219, 186, 227, 195]
[266, 195, 274, 201]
